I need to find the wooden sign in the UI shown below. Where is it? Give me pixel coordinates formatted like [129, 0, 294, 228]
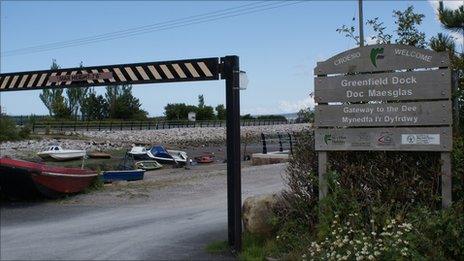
[314, 44, 453, 208]
[315, 101, 451, 127]
[315, 127, 452, 151]
[48, 72, 114, 83]
[314, 44, 449, 75]
[315, 69, 450, 103]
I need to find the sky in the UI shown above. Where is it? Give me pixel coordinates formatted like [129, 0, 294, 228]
[0, 0, 462, 117]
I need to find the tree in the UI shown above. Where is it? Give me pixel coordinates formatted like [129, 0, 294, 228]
[112, 86, 147, 120]
[196, 106, 215, 121]
[81, 88, 108, 120]
[105, 85, 122, 118]
[256, 115, 287, 121]
[435, 3, 464, 132]
[51, 94, 71, 119]
[430, 33, 456, 53]
[336, 18, 360, 45]
[198, 94, 205, 108]
[102, 84, 147, 119]
[66, 61, 88, 119]
[241, 114, 254, 120]
[366, 17, 392, 44]
[195, 94, 214, 121]
[438, 5, 464, 33]
[39, 59, 65, 117]
[296, 108, 314, 123]
[393, 6, 426, 48]
[215, 104, 226, 120]
[164, 103, 196, 121]
[336, 5, 426, 48]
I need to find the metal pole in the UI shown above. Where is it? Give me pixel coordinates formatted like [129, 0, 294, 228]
[223, 55, 242, 252]
[358, 0, 364, 46]
[261, 133, 267, 154]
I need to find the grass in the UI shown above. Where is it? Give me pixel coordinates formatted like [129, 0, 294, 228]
[205, 233, 279, 261]
[205, 240, 229, 254]
[238, 233, 267, 261]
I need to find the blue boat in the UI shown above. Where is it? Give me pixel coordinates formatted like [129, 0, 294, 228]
[101, 169, 145, 182]
[101, 151, 145, 182]
[147, 146, 188, 165]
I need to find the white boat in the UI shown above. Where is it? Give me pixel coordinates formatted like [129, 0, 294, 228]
[128, 146, 151, 160]
[37, 146, 86, 161]
[146, 146, 188, 165]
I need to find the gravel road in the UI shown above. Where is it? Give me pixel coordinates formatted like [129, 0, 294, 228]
[0, 163, 287, 260]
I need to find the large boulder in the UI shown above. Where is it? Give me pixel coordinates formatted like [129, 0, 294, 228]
[242, 193, 282, 236]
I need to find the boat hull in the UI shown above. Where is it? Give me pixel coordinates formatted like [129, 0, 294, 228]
[88, 152, 111, 159]
[0, 165, 41, 199]
[134, 161, 162, 171]
[195, 156, 214, 164]
[149, 156, 186, 165]
[0, 158, 97, 199]
[129, 153, 152, 160]
[38, 151, 86, 161]
[101, 170, 145, 182]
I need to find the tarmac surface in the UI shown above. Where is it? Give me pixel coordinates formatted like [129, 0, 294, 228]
[0, 163, 286, 260]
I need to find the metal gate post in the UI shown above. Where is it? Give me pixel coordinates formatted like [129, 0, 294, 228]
[223, 55, 242, 252]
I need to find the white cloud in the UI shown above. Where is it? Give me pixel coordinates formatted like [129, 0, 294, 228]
[366, 35, 378, 45]
[450, 31, 464, 45]
[241, 106, 277, 115]
[278, 96, 315, 114]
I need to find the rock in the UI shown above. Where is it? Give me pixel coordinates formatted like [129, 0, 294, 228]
[0, 124, 309, 158]
[242, 193, 282, 236]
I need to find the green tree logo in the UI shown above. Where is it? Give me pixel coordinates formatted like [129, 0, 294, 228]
[324, 134, 332, 145]
[370, 47, 384, 67]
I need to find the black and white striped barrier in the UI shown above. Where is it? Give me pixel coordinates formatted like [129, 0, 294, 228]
[0, 58, 219, 91]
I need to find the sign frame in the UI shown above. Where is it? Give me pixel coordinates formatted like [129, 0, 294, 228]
[313, 44, 453, 208]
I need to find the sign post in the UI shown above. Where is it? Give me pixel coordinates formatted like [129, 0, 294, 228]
[314, 44, 453, 208]
[0, 56, 244, 251]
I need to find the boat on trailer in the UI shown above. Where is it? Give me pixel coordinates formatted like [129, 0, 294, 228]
[37, 145, 86, 161]
[0, 157, 97, 199]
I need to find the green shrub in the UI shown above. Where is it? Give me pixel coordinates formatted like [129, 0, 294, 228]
[293, 170, 464, 260]
[0, 116, 30, 142]
[408, 201, 464, 260]
[260, 131, 464, 260]
[452, 137, 464, 200]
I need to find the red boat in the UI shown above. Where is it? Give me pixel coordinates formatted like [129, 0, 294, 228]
[194, 154, 215, 164]
[0, 157, 98, 199]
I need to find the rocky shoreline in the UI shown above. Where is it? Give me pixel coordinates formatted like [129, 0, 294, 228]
[1, 123, 310, 159]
